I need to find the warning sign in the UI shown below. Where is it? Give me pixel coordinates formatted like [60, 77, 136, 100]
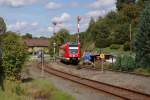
[100, 53, 105, 59]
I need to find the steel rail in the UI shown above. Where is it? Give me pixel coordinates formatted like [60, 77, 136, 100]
[38, 63, 150, 100]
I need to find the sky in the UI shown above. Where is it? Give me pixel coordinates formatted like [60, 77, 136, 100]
[0, 0, 116, 37]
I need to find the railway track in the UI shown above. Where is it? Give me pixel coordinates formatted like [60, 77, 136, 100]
[38, 62, 150, 100]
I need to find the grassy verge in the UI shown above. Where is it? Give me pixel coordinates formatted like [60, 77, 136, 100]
[0, 79, 75, 100]
[134, 68, 150, 75]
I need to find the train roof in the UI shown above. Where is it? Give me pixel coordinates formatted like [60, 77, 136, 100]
[68, 42, 78, 45]
[60, 42, 80, 48]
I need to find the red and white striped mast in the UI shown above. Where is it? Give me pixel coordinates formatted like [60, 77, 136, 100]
[77, 16, 81, 42]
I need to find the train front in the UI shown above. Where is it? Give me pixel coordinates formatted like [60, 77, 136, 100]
[67, 42, 81, 64]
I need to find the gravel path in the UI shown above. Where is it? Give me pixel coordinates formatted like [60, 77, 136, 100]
[27, 61, 123, 100]
[49, 62, 150, 95]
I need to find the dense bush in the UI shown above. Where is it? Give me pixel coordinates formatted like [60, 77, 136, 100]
[113, 54, 136, 71]
[123, 41, 130, 51]
[110, 44, 120, 50]
[1, 32, 27, 80]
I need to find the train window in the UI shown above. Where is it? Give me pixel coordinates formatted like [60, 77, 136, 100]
[69, 49, 78, 54]
[69, 43, 78, 54]
[69, 44, 78, 47]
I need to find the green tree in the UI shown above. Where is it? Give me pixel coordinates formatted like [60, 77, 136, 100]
[39, 36, 48, 39]
[49, 28, 70, 55]
[22, 33, 32, 39]
[0, 17, 6, 35]
[0, 17, 6, 90]
[116, 0, 136, 10]
[113, 23, 130, 44]
[137, 0, 149, 9]
[135, 4, 150, 67]
[87, 17, 95, 32]
[95, 20, 111, 48]
[1, 32, 27, 80]
[121, 4, 141, 23]
[80, 17, 96, 49]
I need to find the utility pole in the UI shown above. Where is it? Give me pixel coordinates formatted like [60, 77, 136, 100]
[129, 24, 132, 54]
[53, 42, 56, 61]
[41, 49, 44, 77]
[52, 21, 57, 61]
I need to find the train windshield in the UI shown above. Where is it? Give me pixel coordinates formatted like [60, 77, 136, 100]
[69, 45, 78, 54]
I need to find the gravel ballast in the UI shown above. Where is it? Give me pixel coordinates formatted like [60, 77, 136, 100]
[49, 62, 150, 95]
[27, 61, 123, 100]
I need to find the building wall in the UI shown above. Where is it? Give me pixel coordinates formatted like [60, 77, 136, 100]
[27, 47, 49, 54]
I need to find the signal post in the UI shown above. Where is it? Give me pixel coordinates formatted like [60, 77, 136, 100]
[100, 53, 105, 72]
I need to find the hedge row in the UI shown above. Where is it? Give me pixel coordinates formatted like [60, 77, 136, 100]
[113, 54, 136, 71]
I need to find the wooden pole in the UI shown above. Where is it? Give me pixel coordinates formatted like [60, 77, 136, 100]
[41, 49, 44, 77]
[101, 59, 104, 72]
[130, 24, 132, 53]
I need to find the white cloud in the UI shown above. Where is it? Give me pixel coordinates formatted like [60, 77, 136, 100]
[51, 12, 71, 23]
[8, 21, 28, 31]
[8, 21, 39, 32]
[0, 0, 38, 7]
[86, 10, 106, 18]
[89, 0, 116, 9]
[31, 22, 39, 26]
[46, 2, 62, 9]
[48, 26, 53, 32]
[86, 0, 116, 19]
[48, 23, 71, 33]
[7, 21, 52, 37]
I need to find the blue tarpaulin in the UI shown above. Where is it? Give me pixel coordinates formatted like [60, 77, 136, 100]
[83, 52, 92, 62]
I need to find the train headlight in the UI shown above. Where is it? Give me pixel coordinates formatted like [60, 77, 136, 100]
[66, 58, 70, 60]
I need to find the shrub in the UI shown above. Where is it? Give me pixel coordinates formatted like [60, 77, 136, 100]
[110, 44, 120, 50]
[1, 32, 27, 80]
[123, 41, 130, 51]
[113, 54, 136, 71]
[113, 55, 122, 70]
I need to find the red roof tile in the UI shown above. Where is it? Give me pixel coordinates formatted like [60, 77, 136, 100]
[24, 39, 49, 47]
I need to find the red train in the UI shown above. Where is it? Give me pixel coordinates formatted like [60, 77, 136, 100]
[59, 42, 81, 64]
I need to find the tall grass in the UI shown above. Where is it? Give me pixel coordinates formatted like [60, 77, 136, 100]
[0, 79, 75, 100]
